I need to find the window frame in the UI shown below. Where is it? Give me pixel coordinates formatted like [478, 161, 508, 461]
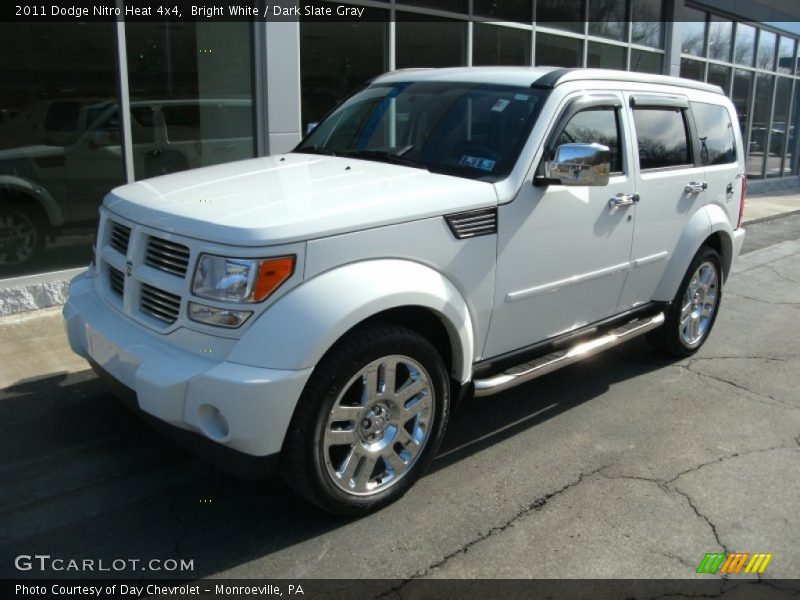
[536, 94, 627, 183]
[690, 100, 739, 166]
[629, 102, 699, 172]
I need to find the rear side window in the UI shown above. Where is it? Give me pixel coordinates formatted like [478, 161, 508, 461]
[632, 108, 691, 169]
[692, 102, 737, 165]
[556, 108, 624, 173]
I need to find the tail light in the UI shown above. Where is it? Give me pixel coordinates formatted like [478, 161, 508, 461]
[737, 175, 747, 229]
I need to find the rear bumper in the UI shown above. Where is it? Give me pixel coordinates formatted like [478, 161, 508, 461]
[732, 227, 746, 261]
[63, 270, 313, 464]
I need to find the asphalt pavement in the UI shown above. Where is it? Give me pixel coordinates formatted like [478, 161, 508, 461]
[0, 215, 799, 587]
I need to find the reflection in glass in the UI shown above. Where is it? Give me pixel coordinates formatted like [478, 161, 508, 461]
[681, 9, 706, 57]
[707, 64, 732, 94]
[536, 0, 585, 34]
[692, 102, 736, 165]
[680, 58, 704, 82]
[301, 15, 387, 130]
[732, 69, 753, 140]
[757, 30, 777, 71]
[473, 0, 532, 23]
[631, 0, 664, 48]
[777, 37, 796, 75]
[396, 18, 467, 69]
[707, 17, 732, 62]
[734, 23, 756, 66]
[588, 0, 626, 41]
[0, 23, 121, 277]
[630, 49, 663, 74]
[125, 22, 255, 181]
[587, 42, 626, 70]
[535, 33, 583, 68]
[473, 23, 530, 66]
[747, 74, 774, 179]
[768, 78, 793, 177]
[556, 108, 623, 172]
[632, 108, 691, 169]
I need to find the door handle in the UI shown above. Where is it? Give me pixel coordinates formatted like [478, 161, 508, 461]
[726, 183, 734, 194]
[608, 193, 639, 208]
[684, 181, 708, 194]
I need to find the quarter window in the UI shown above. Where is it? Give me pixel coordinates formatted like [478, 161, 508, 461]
[556, 108, 624, 173]
[692, 102, 737, 165]
[632, 108, 692, 169]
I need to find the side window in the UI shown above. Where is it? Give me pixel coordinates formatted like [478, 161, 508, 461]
[556, 108, 623, 173]
[632, 108, 692, 169]
[692, 102, 737, 165]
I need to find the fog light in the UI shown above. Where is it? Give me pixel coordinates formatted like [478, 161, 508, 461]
[188, 302, 251, 328]
[197, 404, 229, 441]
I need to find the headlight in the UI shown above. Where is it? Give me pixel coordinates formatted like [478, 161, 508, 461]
[192, 254, 295, 303]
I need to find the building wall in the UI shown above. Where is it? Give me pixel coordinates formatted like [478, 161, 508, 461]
[0, 0, 798, 286]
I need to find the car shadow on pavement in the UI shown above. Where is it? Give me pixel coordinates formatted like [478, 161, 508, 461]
[0, 337, 674, 579]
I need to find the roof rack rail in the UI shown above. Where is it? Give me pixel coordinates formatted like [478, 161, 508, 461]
[531, 68, 724, 95]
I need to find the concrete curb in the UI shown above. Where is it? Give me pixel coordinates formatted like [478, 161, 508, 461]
[0, 268, 82, 317]
[742, 208, 800, 226]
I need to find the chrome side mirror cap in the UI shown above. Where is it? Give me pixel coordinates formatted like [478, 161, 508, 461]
[545, 143, 611, 187]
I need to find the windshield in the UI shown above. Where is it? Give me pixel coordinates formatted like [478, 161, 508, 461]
[294, 81, 549, 182]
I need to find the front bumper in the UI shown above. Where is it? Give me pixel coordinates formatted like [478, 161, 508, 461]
[63, 271, 312, 469]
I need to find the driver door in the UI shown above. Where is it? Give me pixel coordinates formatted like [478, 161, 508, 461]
[483, 92, 636, 359]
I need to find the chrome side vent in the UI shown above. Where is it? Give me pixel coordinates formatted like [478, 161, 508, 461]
[444, 207, 498, 239]
[108, 266, 124, 297]
[110, 223, 131, 255]
[145, 236, 190, 277]
[140, 284, 181, 324]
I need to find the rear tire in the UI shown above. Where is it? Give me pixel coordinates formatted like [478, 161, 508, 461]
[0, 202, 46, 267]
[280, 322, 450, 515]
[647, 246, 723, 358]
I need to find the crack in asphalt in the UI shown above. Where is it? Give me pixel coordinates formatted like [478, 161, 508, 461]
[600, 441, 800, 563]
[165, 464, 190, 561]
[372, 466, 608, 598]
[679, 362, 800, 413]
[768, 265, 800, 286]
[726, 291, 800, 309]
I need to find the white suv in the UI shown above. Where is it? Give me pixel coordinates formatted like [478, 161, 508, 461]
[64, 68, 746, 515]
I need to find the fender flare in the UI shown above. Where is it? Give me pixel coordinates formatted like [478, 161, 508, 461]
[228, 259, 476, 383]
[0, 174, 64, 227]
[652, 203, 733, 301]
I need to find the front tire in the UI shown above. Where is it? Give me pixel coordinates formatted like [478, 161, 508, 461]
[647, 246, 723, 357]
[280, 322, 450, 515]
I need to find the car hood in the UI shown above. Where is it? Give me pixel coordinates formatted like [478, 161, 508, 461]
[104, 153, 498, 246]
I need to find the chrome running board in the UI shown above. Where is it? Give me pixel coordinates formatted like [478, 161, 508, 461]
[473, 313, 665, 397]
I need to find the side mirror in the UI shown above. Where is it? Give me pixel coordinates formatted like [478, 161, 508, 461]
[305, 122, 319, 135]
[545, 143, 611, 186]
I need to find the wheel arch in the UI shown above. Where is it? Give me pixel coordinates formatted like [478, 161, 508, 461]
[652, 204, 733, 301]
[0, 174, 64, 227]
[228, 259, 475, 383]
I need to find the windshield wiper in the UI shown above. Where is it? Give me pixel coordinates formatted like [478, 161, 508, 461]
[293, 146, 337, 157]
[340, 150, 429, 171]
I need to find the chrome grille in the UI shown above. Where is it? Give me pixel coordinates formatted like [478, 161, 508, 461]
[108, 266, 124, 297]
[145, 236, 190, 277]
[110, 223, 131, 254]
[140, 283, 181, 324]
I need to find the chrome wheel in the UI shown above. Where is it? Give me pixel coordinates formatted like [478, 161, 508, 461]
[680, 260, 718, 348]
[323, 354, 435, 497]
[0, 207, 39, 266]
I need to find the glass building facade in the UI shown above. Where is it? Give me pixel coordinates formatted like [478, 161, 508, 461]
[1, 0, 799, 284]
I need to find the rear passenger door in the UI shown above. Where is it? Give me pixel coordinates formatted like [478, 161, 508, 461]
[618, 94, 705, 310]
